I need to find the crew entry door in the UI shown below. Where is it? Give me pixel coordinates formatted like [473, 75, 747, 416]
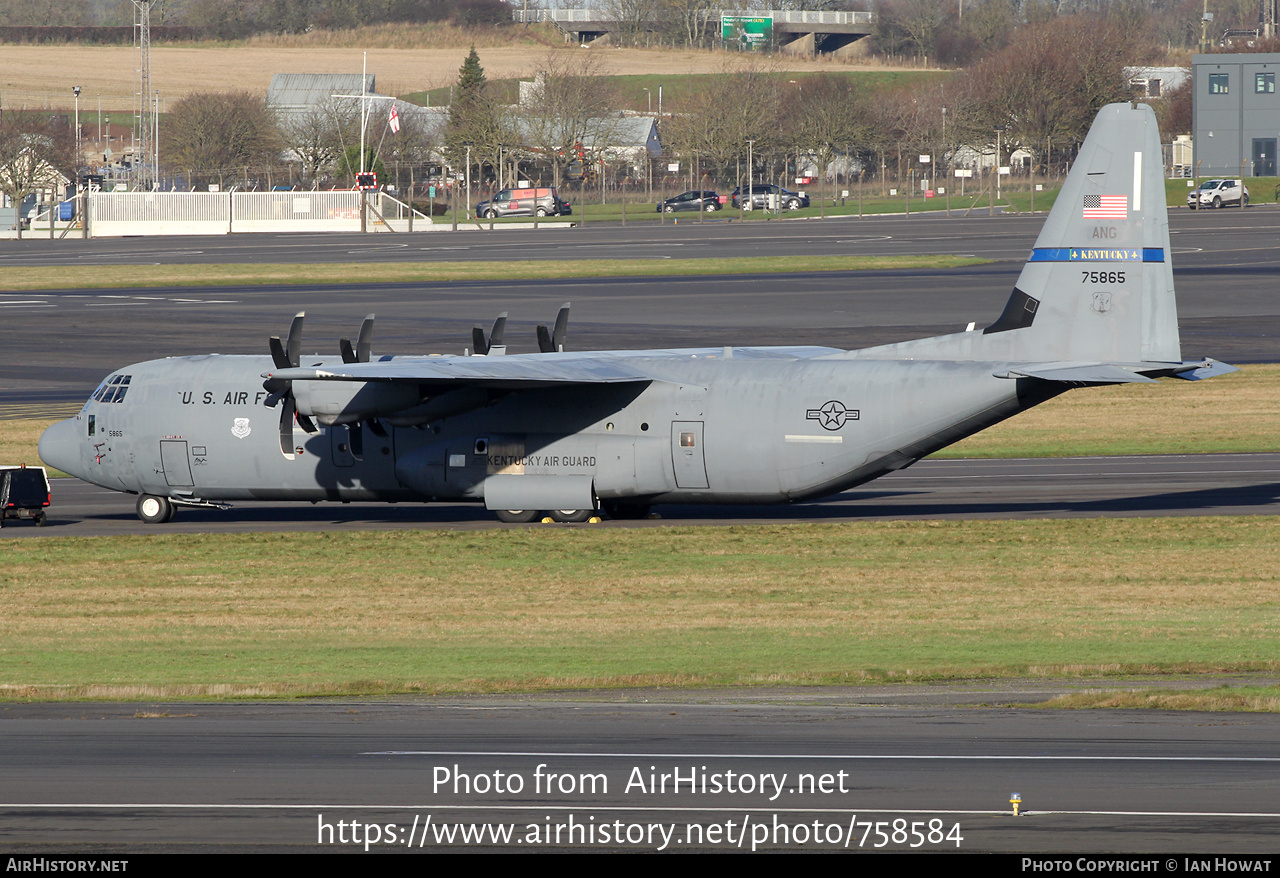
[671, 421, 709, 489]
[159, 440, 194, 487]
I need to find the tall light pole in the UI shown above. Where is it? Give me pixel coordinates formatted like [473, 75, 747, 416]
[153, 91, 160, 190]
[72, 86, 81, 178]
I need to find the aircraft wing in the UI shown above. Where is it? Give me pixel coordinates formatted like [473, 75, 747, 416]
[265, 354, 660, 391]
[266, 346, 844, 391]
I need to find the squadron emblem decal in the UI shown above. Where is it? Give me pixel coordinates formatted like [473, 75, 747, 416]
[806, 400, 858, 431]
[231, 417, 252, 439]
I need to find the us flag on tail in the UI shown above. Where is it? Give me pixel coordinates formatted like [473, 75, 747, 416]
[1083, 194, 1127, 219]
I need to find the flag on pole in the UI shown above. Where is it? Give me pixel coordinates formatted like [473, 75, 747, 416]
[388, 105, 401, 134]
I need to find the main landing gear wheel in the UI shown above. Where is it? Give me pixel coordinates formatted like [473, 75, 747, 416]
[549, 509, 593, 523]
[137, 494, 175, 524]
[495, 509, 541, 523]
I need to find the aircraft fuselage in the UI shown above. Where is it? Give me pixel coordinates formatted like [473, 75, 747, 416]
[40, 350, 1052, 512]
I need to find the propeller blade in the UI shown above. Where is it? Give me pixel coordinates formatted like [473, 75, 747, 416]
[285, 311, 305, 368]
[552, 302, 569, 352]
[339, 337, 356, 364]
[356, 314, 374, 363]
[472, 326, 488, 356]
[489, 312, 507, 347]
[263, 388, 286, 408]
[269, 336, 291, 370]
[280, 397, 297, 456]
[536, 324, 554, 353]
[297, 412, 318, 434]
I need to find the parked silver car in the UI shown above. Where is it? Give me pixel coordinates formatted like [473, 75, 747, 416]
[1188, 179, 1249, 209]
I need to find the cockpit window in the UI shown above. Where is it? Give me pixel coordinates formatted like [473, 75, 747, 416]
[91, 374, 132, 404]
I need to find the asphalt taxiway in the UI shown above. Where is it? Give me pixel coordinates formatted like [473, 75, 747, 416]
[2, 453, 1277, 537]
[3, 693, 1279, 853]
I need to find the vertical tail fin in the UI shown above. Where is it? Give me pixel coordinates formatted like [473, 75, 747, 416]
[849, 102, 1181, 366]
[986, 100, 1179, 363]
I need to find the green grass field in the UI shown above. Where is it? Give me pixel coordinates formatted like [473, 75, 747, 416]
[2, 518, 1278, 701]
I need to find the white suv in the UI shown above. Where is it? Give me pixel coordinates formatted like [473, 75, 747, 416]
[1188, 179, 1249, 209]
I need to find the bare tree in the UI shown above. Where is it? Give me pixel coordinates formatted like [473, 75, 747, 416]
[162, 91, 282, 189]
[601, 0, 660, 45]
[961, 14, 1155, 170]
[280, 99, 356, 188]
[518, 52, 623, 188]
[0, 113, 74, 239]
[658, 0, 718, 47]
[662, 61, 783, 185]
[781, 76, 877, 189]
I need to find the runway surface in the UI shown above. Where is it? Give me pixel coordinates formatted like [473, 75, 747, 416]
[4, 453, 1278, 537]
[2, 693, 1279, 853]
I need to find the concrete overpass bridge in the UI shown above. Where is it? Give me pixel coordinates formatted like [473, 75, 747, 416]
[511, 8, 875, 56]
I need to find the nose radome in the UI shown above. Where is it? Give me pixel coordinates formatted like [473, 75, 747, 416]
[38, 418, 81, 477]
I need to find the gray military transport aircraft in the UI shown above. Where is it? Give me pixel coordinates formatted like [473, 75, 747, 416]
[39, 102, 1235, 524]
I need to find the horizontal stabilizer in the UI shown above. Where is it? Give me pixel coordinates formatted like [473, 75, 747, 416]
[998, 363, 1157, 384]
[1170, 359, 1239, 381]
[999, 357, 1239, 385]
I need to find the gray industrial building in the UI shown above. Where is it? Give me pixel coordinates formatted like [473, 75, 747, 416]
[1192, 53, 1280, 176]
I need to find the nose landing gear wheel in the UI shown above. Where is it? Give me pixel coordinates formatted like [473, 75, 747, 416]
[137, 494, 175, 524]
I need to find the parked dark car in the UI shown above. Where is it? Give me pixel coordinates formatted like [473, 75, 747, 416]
[730, 184, 809, 211]
[0, 465, 50, 527]
[656, 190, 722, 213]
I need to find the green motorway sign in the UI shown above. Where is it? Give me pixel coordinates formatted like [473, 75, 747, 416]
[721, 15, 773, 50]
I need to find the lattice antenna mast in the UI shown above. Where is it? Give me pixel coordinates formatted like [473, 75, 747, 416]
[132, 0, 156, 189]
[1265, 0, 1277, 40]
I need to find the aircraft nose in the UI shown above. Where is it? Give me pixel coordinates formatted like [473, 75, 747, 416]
[38, 418, 81, 476]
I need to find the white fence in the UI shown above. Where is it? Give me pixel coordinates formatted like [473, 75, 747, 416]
[88, 191, 426, 237]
